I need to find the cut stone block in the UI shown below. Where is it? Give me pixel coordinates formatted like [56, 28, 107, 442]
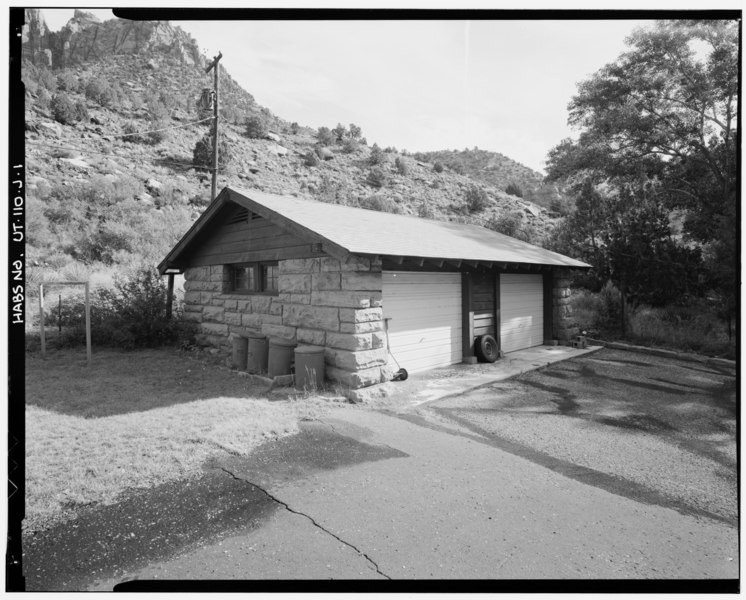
[283, 304, 340, 331]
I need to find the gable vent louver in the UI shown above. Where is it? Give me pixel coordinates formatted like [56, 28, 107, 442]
[226, 208, 249, 225]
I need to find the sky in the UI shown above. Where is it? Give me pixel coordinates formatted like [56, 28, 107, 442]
[38, 8, 657, 174]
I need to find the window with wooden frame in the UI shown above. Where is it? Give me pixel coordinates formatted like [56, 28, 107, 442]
[227, 262, 278, 294]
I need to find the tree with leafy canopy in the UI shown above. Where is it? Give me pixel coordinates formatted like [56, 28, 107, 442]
[332, 123, 347, 142]
[348, 123, 362, 140]
[546, 20, 737, 329]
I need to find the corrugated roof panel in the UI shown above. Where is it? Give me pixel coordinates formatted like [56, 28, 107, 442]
[228, 187, 590, 268]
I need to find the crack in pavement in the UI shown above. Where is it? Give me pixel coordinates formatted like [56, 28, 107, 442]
[219, 467, 391, 580]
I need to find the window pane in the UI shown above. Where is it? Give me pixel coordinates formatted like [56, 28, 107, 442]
[262, 264, 278, 291]
[233, 266, 254, 291]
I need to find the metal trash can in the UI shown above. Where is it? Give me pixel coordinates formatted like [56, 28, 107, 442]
[247, 332, 268, 374]
[294, 345, 325, 390]
[267, 337, 296, 378]
[231, 335, 248, 370]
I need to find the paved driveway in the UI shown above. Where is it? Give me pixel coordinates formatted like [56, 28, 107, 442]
[27, 348, 738, 590]
[426, 348, 738, 526]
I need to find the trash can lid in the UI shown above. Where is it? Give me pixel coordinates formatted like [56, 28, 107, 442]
[269, 337, 296, 347]
[295, 345, 324, 354]
[247, 331, 266, 339]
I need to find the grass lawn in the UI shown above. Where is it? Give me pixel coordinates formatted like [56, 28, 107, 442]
[24, 347, 331, 533]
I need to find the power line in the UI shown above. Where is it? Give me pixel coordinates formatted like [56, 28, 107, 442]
[113, 116, 214, 139]
[26, 140, 199, 170]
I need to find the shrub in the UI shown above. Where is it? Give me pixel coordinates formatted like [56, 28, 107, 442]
[369, 143, 385, 165]
[361, 194, 402, 214]
[51, 93, 81, 125]
[465, 185, 489, 212]
[145, 90, 169, 120]
[290, 122, 300, 134]
[220, 105, 245, 125]
[505, 182, 523, 198]
[597, 281, 623, 330]
[433, 161, 444, 173]
[342, 138, 359, 154]
[122, 120, 145, 143]
[130, 92, 143, 111]
[36, 87, 52, 111]
[303, 151, 320, 167]
[146, 119, 169, 145]
[56, 72, 79, 93]
[418, 202, 435, 219]
[122, 119, 167, 145]
[486, 211, 539, 244]
[192, 134, 232, 170]
[366, 166, 387, 188]
[486, 211, 522, 238]
[245, 115, 268, 139]
[75, 100, 89, 122]
[627, 303, 733, 357]
[49, 266, 194, 350]
[395, 156, 410, 175]
[85, 79, 117, 107]
[37, 68, 57, 92]
[317, 126, 334, 146]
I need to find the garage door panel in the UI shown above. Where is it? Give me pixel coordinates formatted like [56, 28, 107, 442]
[383, 272, 462, 374]
[388, 328, 461, 349]
[500, 274, 544, 353]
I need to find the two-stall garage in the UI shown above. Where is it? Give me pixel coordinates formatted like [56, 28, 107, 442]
[382, 271, 544, 373]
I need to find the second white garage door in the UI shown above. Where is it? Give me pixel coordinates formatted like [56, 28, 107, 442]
[500, 273, 544, 352]
[382, 271, 462, 374]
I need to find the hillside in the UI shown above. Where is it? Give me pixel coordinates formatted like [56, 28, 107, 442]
[21, 9, 559, 290]
[413, 148, 569, 213]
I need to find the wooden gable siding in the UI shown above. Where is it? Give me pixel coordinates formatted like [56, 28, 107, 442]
[471, 271, 496, 338]
[183, 205, 321, 267]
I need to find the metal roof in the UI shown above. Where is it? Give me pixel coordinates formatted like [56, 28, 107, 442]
[159, 186, 590, 273]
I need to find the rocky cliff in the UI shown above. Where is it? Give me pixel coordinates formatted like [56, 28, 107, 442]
[22, 9, 203, 70]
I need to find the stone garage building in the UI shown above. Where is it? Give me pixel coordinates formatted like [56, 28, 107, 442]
[158, 186, 589, 389]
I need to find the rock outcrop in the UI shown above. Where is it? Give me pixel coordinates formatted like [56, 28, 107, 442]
[22, 9, 204, 70]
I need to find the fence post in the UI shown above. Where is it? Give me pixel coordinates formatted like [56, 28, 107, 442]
[39, 284, 46, 356]
[85, 282, 92, 366]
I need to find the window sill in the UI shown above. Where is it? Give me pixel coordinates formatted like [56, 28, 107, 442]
[219, 291, 279, 298]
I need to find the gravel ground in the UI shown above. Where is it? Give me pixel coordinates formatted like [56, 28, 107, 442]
[431, 349, 737, 523]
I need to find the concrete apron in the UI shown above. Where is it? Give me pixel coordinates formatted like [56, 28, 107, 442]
[379, 345, 602, 408]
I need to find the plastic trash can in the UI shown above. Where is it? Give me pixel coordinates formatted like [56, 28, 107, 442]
[231, 335, 248, 370]
[247, 332, 269, 374]
[268, 337, 296, 377]
[294, 345, 325, 390]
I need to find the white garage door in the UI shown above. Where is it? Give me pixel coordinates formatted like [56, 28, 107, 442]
[500, 274, 544, 353]
[382, 271, 462, 374]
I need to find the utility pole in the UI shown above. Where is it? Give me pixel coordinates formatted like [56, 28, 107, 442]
[206, 51, 222, 201]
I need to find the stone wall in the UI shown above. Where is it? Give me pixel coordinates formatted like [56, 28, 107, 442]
[182, 255, 389, 389]
[552, 268, 579, 342]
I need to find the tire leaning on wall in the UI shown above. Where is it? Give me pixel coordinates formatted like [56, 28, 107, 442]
[475, 334, 499, 363]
